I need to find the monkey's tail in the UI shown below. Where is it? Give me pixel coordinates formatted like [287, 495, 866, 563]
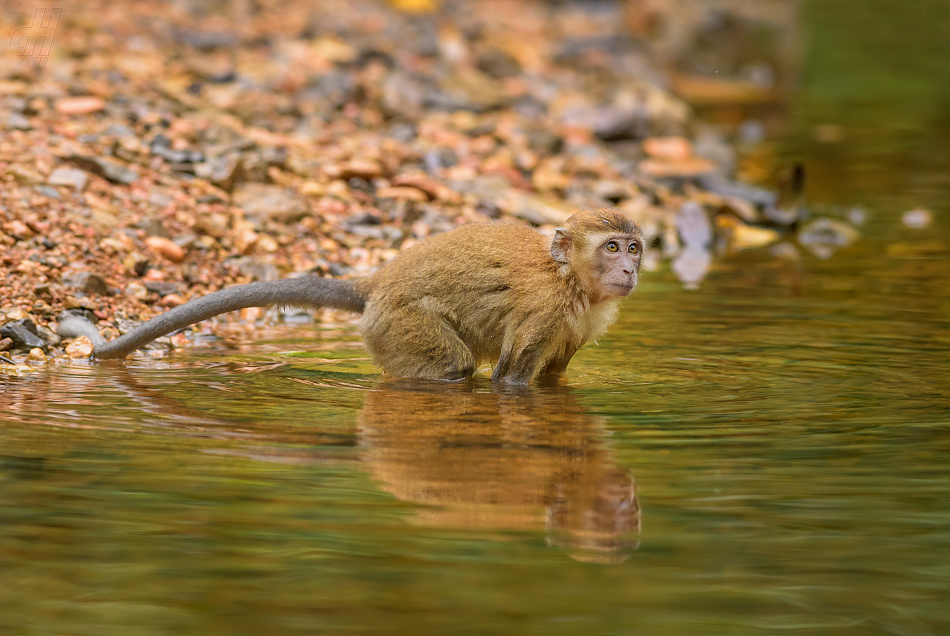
[93, 277, 367, 360]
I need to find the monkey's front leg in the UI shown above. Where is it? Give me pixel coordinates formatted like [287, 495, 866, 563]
[491, 339, 549, 385]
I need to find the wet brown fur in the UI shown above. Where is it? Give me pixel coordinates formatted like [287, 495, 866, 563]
[359, 208, 643, 383]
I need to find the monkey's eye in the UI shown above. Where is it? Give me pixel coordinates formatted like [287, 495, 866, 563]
[629, 243, 639, 254]
[605, 241, 619, 252]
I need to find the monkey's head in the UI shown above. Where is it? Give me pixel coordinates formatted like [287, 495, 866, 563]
[551, 209, 644, 301]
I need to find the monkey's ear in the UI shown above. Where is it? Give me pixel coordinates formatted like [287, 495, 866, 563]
[551, 228, 571, 263]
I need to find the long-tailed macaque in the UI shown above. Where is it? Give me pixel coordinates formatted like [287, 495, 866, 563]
[80, 208, 643, 384]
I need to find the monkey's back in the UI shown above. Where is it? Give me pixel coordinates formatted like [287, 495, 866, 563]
[359, 222, 575, 368]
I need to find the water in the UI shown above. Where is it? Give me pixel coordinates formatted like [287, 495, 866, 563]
[3, 3, 950, 635]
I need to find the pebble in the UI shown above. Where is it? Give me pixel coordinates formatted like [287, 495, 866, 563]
[27, 348, 47, 362]
[145, 236, 186, 263]
[233, 183, 309, 223]
[376, 185, 429, 202]
[0, 319, 47, 352]
[65, 336, 94, 359]
[798, 218, 859, 260]
[729, 220, 780, 250]
[125, 282, 149, 299]
[62, 271, 110, 295]
[7, 165, 44, 185]
[5, 112, 31, 130]
[0, 337, 12, 351]
[54, 96, 106, 115]
[671, 246, 711, 290]
[676, 201, 713, 248]
[642, 136, 693, 161]
[67, 154, 139, 185]
[48, 167, 89, 190]
[902, 208, 933, 229]
[639, 157, 716, 178]
[4, 220, 33, 240]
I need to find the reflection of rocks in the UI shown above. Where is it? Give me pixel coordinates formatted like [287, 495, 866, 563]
[358, 381, 640, 563]
[672, 246, 711, 290]
[798, 218, 859, 260]
[676, 201, 712, 248]
[672, 201, 713, 289]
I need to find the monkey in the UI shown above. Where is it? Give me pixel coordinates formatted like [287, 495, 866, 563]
[70, 208, 643, 384]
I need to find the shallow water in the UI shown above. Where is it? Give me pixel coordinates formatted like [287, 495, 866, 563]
[3, 208, 948, 635]
[4, 3, 950, 635]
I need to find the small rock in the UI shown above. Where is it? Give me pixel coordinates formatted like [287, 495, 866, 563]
[34, 185, 61, 199]
[847, 207, 867, 226]
[124, 282, 149, 300]
[54, 96, 106, 115]
[256, 234, 279, 253]
[233, 183, 309, 223]
[31, 299, 54, 314]
[62, 271, 110, 296]
[671, 246, 711, 290]
[504, 192, 573, 225]
[144, 281, 180, 297]
[299, 181, 325, 197]
[209, 154, 243, 191]
[0, 363, 35, 376]
[325, 159, 385, 180]
[724, 219, 780, 250]
[65, 336, 94, 359]
[390, 174, 461, 203]
[643, 136, 693, 161]
[3, 220, 33, 240]
[27, 348, 47, 362]
[676, 202, 712, 248]
[476, 48, 522, 79]
[48, 167, 88, 191]
[145, 236, 186, 263]
[67, 154, 139, 185]
[7, 165, 44, 185]
[798, 218, 859, 260]
[639, 157, 716, 178]
[5, 113, 31, 130]
[195, 213, 230, 238]
[2, 308, 31, 322]
[0, 337, 12, 351]
[902, 208, 932, 229]
[376, 185, 428, 202]
[0, 320, 47, 352]
[160, 294, 184, 307]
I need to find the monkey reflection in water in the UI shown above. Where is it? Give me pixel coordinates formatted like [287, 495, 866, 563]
[43, 366, 641, 563]
[357, 381, 640, 563]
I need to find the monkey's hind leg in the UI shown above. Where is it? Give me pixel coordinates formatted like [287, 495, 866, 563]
[362, 304, 476, 381]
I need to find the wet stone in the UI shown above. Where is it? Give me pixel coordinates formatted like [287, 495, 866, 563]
[48, 167, 89, 191]
[5, 113, 31, 130]
[902, 208, 933, 229]
[0, 320, 47, 353]
[233, 183, 309, 223]
[65, 336, 94, 359]
[798, 218, 859, 260]
[62, 271, 111, 296]
[676, 201, 713, 248]
[67, 154, 139, 184]
[144, 281, 180, 297]
[34, 185, 61, 199]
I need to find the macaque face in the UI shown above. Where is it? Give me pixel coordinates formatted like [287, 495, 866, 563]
[590, 234, 642, 299]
